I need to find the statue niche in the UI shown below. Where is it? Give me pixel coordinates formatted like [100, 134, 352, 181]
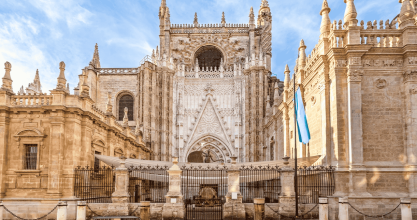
[195, 46, 224, 69]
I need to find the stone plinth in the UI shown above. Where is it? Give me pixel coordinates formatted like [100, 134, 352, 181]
[140, 201, 150, 220]
[338, 197, 348, 220]
[112, 157, 130, 204]
[319, 198, 328, 220]
[279, 160, 296, 215]
[76, 201, 86, 220]
[57, 201, 67, 220]
[400, 198, 412, 220]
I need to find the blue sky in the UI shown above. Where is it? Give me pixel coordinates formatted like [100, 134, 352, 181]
[0, 0, 400, 93]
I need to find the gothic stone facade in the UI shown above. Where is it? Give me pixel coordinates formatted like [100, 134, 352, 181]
[1, 0, 417, 218]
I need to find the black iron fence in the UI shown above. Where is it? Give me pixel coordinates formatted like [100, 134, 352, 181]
[297, 166, 335, 204]
[239, 165, 281, 203]
[74, 166, 115, 203]
[181, 165, 228, 220]
[128, 165, 169, 203]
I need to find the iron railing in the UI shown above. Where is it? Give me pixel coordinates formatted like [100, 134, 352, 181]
[74, 166, 115, 203]
[239, 165, 281, 203]
[128, 165, 169, 203]
[297, 166, 335, 204]
[181, 165, 228, 220]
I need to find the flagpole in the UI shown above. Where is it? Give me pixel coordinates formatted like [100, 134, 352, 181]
[294, 51, 299, 218]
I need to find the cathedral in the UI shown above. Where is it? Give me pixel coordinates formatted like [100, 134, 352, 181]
[1, 0, 417, 217]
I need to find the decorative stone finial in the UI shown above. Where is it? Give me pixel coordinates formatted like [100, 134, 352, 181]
[106, 92, 113, 114]
[56, 61, 67, 90]
[249, 7, 255, 27]
[398, 0, 415, 28]
[123, 107, 129, 126]
[194, 12, 198, 26]
[284, 64, 290, 88]
[282, 156, 290, 166]
[80, 68, 90, 97]
[91, 43, 101, 68]
[343, 0, 357, 26]
[135, 122, 142, 136]
[1, 61, 13, 92]
[299, 39, 307, 68]
[320, 0, 331, 39]
[221, 12, 226, 24]
[261, 0, 269, 8]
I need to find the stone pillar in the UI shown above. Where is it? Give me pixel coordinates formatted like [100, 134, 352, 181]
[338, 197, 348, 220]
[224, 156, 245, 220]
[401, 198, 412, 220]
[57, 201, 67, 220]
[279, 157, 295, 215]
[254, 198, 265, 220]
[162, 157, 184, 220]
[108, 157, 130, 216]
[319, 198, 328, 220]
[76, 201, 86, 220]
[346, 67, 370, 197]
[140, 201, 151, 220]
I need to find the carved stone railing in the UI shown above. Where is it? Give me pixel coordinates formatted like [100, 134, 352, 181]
[11, 94, 53, 106]
[170, 23, 249, 34]
[183, 67, 235, 79]
[97, 68, 139, 75]
[359, 30, 403, 47]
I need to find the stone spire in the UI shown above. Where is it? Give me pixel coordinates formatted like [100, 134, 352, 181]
[165, 7, 170, 24]
[91, 43, 101, 68]
[298, 39, 307, 68]
[24, 69, 42, 95]
[194, 12, 198, 26]
[261, 0, 269, 7]
[1, 61, 13, 92]
[399, 0, 416, 28]
[249, 7, 255, 28]
[284, 64, 290, 89]
[221, 12, 226, 25]
[343, 0, 358, 26]
[56, 61, 67, 90]
[320, 0, 331, 39]
[159, 0, 167, 19]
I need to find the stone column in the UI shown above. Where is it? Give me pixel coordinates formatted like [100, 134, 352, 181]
[254, 198, 265, 220]
[140, 201, 151, 220]
[338, 197, 348, 220]
[279, 157, 295, 215]
[57, 201, 67, 220]
[109, 157, 130, 216]
[162, 157, 184, 220]
[76, 201, 86, 220]
[401, 198, 412, 220]
[224, 156, 245, 220]
[319, 198, 328, 220]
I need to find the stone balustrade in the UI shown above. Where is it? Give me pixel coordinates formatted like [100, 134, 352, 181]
[97, 68, 139, 75]
[11, 94, 53, 106]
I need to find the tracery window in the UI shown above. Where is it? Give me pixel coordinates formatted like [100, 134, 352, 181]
[118, 95, 134, 121]
[195, 46, 224, 69]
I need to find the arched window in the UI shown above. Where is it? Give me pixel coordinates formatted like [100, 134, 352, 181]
[195, 46, 224, 69]
[118, 95, 134, 121]
[114, 148, 124, 157]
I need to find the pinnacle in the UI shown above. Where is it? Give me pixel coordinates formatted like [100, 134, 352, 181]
[299, 39, 306, 48]
[320, 0, 331, 15]
[285, 64, 290, 72]
[261, 0, 269, 8]
[222, 12, 226, 24]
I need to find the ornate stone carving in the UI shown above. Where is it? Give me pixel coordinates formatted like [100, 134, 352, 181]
[375, 78, 387, 89]
[347, 69, 364, 82]
[409, 57, 417, 64]
[403, 71, 417, 82]
[349, 57, 361, 65]
[362, 59, 403, 67]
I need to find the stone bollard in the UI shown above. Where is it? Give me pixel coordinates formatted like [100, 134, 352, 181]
[57, 201, 68, 220]
[400, 198, 412, 220]
[76, 201, 86, 220]
[254, 198, 265, 220]
[338, 197, 348, 220]
[0, 202, 3, 220]
[140, 201, 151, 220]
[319, 198, 328, 220]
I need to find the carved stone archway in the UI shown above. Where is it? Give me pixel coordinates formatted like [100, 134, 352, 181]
[186, 136, 232, 163]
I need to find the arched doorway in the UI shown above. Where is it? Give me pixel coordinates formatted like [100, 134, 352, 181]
[195, 46, 224, 69]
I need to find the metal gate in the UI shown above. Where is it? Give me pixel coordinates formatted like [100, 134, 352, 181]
[181, 165, 227, 220]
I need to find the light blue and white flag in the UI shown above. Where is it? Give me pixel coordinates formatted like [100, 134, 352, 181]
[295, 88, 311, 144]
